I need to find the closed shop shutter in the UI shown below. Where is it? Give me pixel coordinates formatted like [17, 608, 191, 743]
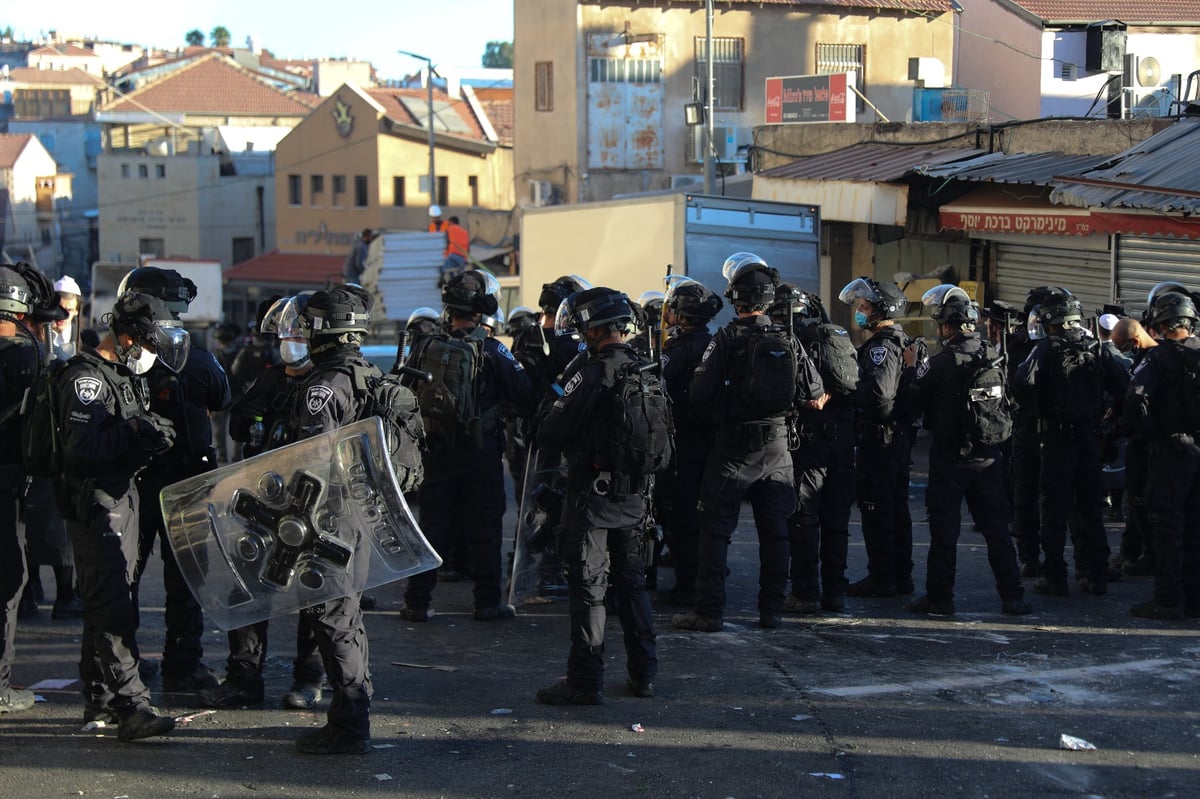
[1115, 236, 1200, 317]
[994, 236, 1112, 315]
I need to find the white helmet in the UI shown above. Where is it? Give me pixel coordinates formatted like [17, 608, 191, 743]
[428, 204, 443, 217]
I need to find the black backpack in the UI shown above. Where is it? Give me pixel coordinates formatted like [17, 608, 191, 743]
[1048, 338, 1104, 428]
[19, 359, 71, 479]
[342, 362, 426, 493]
[607, 359, 675, 479]
[955, 348, 1013, 455]
[410, 327, 486, 447]
[799, 322, 859, 397]
[728, 323, 798, 421]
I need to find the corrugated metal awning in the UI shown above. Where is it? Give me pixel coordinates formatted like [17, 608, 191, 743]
[757, 143, 986, 183]
[915, 151, 1110, 184]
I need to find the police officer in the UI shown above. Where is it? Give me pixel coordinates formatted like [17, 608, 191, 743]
[839, 276, 915, 597]
[523, 275, 592, 405]
[400, 270, 532, 622]
[673, 253, 823, 632]
[1111, 316, 1159, 575]
[0, 262, 56, 713]
[58, 292, 183, 740]
[119, 267, 230, 692]
[655, 277, 723, 606]
[286, 284, 379, 754]
[631, 290, 665, 360]
[1017, 293, 1128, 597]
[200, 294, 326, 710]
[503, 305, 540, 498]
[535, 287, 658, 705]
[898, 285, 1030, 615]
[772, 286, 858, 614]
[1124, 289, 1200, 619]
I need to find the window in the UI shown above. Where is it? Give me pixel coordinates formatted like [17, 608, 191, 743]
[535, 61, 554, 111]
[436, 176, 448, 206]
[354, 175, 368, 208]
[155, 164, 166, 178]
[137, 164, 148, 178]
[332, 174, 346, 206]
[392, 176, 406, 207]
[138, 238, 165, 259]
[816, 43, 865, 111]
[288, 174, 302, 205]
[232, 237, 255, 265]
[694, 37, 744, 111]
[121, 163, 130, 178]
[311, 174, 324, 204]
[468, 175, 479, 206]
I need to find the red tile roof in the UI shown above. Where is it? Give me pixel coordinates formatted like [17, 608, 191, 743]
[0, 134, 35, 169]
[6, 67, 97, 86]
[365, 87, 488, 142]
[29, 43, 99, 58]
[101, 53, 318, 116]
[685, 0, 952, 9]
[1007, 1, 1200, 22]
[224, 250, 346, 287]
[479, 98, 513, 146]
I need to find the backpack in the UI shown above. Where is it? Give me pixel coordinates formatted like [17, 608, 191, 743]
[19, 359, 71, 479]
[410, 327, 487, 447]
[955, 348, 1013, 455]
[799, 322, 859, 397]
[729, 323, 798, 420]
[1048, 338, 1104, 428]
[607, 359, 675, 479]
[342, 362, 426, 493]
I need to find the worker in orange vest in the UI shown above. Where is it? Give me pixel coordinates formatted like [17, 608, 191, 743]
[428, 205, 447, 233]
[439, 216, 470, 286]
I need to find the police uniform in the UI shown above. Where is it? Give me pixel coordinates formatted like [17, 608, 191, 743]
[850, 323, 915, 595]
[536, 340, 657, 700]
[132, 342, 230, 686]
[402, 327, 532, 618]
[1005, 328, 1043, 572]
[900, 331, 1026, 612]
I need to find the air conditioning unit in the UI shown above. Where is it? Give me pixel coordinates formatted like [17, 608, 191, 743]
[529, 179, 554, 207]
[670, 174, 701, 189]
[1129, 88, 1171, 119]
[1060, 63, 1079, 82]
[689, 126, 738, 163]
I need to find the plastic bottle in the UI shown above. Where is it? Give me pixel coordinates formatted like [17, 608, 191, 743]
[249, 415, 265, 449]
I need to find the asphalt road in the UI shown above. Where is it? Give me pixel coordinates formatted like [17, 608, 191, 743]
[3, 434, 1198, 798]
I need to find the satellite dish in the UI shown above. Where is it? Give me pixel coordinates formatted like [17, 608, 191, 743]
[1137, 56, 1161, 87]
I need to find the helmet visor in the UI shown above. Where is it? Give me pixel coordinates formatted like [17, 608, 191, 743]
[553, 298, 578, 338]
[1027, 309, 1045, 341]
[148, 321, 191, 374]
[921, 284, 971, 309]
[838, 277, 879, 306]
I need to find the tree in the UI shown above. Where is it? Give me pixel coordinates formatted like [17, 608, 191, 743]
[185, 29, 205, 46]
[481, 40, 513, 69]
[210, 26, 231, 47]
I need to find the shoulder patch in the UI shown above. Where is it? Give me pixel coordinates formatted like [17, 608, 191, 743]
[74, 376, 103, 405]
[700, 339, 717, 363]
[869, 346, 888, 366]
[495, 341, 518, 364]
[563, 372, 583, 396]
[916, 361, 931, 379]
[305, 385, 334, 415]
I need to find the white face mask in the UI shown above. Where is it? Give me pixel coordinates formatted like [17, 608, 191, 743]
[279, 340, 309, 366]
[126, 347, 158, 375]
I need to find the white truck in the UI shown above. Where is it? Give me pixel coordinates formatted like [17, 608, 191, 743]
[90, 258, 224, 330]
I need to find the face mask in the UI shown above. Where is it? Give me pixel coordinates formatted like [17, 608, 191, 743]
[279, 340, 309, 366]
[126, 347, 158, 375]
[854, 311, 870, 329]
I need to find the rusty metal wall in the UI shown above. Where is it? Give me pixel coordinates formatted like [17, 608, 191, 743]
[586, 33, 664, 171]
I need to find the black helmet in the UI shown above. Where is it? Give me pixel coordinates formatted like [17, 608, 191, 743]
[1148, 291, 1198, 333]
[838, 277, 907, 321]
[442, 270, 500, 315]
[922, 284, 978, 329]
[0, 266, 33, 315]
[1023, 285, 1072, 315]
[768, 282, 828, 324]
[664, 276, 723, 322]
[117, 267, 198, 318]
[1037, 296, 1085, 329]
[721, 252, 780, 309]
[505, 305, 538, 337]
[557, 287, 634, 335]
[300, 284, 372, 340]
[538, 275, 592, 313]
[108, 292, 191, 374]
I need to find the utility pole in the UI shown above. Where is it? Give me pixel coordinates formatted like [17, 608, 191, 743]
[703, 0, 715, 194]
[398, 50, 437, 207]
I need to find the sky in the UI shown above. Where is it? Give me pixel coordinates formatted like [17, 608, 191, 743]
[6, 0, 515, 75]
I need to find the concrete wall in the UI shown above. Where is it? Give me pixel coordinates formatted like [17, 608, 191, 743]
[955, 1, 1042, 121]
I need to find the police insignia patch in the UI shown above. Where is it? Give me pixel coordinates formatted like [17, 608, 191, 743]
[869, 346, 887, 366]
[701, 339, 717, 363]
[916, 361, 931, 379]
[306, 385, 334, 414]
[75, 377, 102, 405]
[563, 373, 582, 396]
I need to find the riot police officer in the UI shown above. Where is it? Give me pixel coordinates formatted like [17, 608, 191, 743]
[631, 290, 665, 360]
[898, 285, 1030, 615]
[839, 276, 915, 597]
[535, 287, 659, 705]
[673, 253, 823, 632]
[58, 292, 184, 740]
[400, 270, 533, 622]
[286, 284, 379, 754]
[201, 294, 326, 710]
[119, 267, 231, 692]
[1124, 289, 1200, 619]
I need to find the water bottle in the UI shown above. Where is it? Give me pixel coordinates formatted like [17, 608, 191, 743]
[249, 415, 265, 449]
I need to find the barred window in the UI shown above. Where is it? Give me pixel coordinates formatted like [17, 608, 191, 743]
[694, 37, 744, 111]
[816, 42, 865, 111]
[535, 61, 553, 111]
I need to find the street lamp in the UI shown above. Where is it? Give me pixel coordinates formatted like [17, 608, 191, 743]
[398, 49, 437, 208]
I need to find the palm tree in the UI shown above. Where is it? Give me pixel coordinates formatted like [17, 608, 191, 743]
[210, 26, 231, 47]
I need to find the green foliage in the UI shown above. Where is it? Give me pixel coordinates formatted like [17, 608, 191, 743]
[481, 40, 513, 69]
[210, 25, 231, 47]
[185, 29, 205, 46]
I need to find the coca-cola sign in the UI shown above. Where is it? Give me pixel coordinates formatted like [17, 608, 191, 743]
[765, 73, 856, 124]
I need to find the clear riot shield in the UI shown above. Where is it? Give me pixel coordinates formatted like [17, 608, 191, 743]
[507, 445, 570, 605]
[161, 417, 440, 630]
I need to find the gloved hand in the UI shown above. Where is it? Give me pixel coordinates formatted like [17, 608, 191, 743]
[137, 413, 177, 453]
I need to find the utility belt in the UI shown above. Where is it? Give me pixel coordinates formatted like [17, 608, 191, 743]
[856, 421, 904, 447]
[719, 420, 786, 453]
[798, 418, 853, 444]
[585, 469, 650, 498]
